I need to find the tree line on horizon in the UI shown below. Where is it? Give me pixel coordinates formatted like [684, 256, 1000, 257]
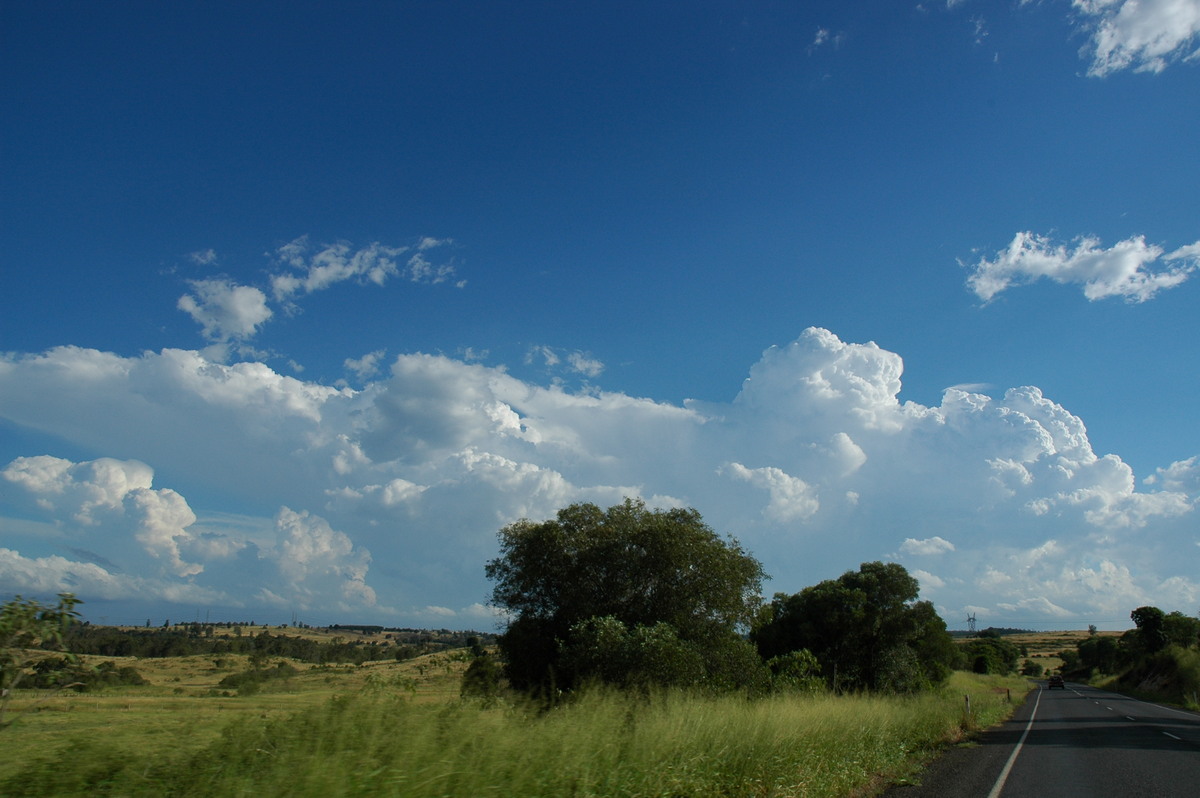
[8, 498, 1198, 710]
[55, 624, 490, 664]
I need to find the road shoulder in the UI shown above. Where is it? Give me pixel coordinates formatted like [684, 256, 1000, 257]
[882, 688, 1039, 798]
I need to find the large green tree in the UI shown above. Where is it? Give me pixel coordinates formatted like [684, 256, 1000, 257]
[1130, 605, 1168, 654]
[485, 499, 767, 692]
[1163, 611, 1200, 649]
[1076, 634, 1126, 674]
[751, 562, 955, 692]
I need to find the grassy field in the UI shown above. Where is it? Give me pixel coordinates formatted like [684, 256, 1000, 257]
[1002, 629, 1124, 673]
[1, 645, 1031, 798]
[0, 647, 470, 779]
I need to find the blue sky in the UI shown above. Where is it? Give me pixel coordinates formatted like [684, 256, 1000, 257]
[2, 1, 1198, 630]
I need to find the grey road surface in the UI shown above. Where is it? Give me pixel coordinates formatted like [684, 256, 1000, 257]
[885, 681, 1200, 798]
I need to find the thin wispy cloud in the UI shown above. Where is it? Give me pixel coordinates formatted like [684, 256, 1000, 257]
[271, 237, 458, 301]
[966, 231, 1199, 303]
[174, 238, 461, 360]
[526, 346, 606, 378]
[188, 249, 218, 266]
[807, 25, 844, 55]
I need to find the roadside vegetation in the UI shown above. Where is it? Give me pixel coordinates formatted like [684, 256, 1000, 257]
[1058, 605, 1200, 709]
[1, 664, 1029, 797]
[4, 500, 1051, 796]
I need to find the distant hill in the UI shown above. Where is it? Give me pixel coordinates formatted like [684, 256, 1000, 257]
[62, 622, 496, 664]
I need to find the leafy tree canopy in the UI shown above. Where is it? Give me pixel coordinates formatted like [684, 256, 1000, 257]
[751, 562, 955, 692]
[960, 636, 1020, 675]
[1, 593, 81, 730]
[486, 498, 766, 691]
[1076, 634, 1126, 675]
[1163, 611, 1200, 649]
[1131, 605, 1168, 654]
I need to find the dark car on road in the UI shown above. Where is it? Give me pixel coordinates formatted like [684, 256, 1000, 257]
[1047, 675, 1065, 689]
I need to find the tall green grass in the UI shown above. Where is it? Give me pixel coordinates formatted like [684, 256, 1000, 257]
[3, 675, 1029, 797]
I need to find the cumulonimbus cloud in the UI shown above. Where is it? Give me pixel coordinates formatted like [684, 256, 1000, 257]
[1, 328, 1196, 626]
[1, 454, 377, 611]
[2, 455, 203, 577]
[966, 231, 1199, 303]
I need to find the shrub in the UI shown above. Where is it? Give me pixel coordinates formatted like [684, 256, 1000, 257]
[460, 653, 505, 700]
[217, 661, 299, 695]
[766, 649, 823, 693]
[26, 658, 147, 691]
[959, 637, 1019, 675]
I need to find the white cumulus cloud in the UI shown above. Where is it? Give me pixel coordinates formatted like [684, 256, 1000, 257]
[2, 455, 204, 576]
[1, 328, 1196, 627]
[177, 278, 273, 341]
[725, 463, 821, 523]
[901, 536, 957, 556]
[912, 568, 946, 590]
[1074, 0, 1200, 76]
[272, 507, 376, 610]
[345, 349, 388, 381]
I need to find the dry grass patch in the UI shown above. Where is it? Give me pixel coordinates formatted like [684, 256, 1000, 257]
[0, 647, 473, 782]
[1003, 630, 1124, 673]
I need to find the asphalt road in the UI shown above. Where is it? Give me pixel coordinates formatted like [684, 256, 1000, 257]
[885, 681, 1200, 798]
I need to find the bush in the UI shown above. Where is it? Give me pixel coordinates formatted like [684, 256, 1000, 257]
[766, 649, 823, 693]
[959, 637, 1019, 675]
[27, 658, 147, 692]
[217, 662, 299, 695]
[460, 653, 505, 700]
[559, 617, 708, 690]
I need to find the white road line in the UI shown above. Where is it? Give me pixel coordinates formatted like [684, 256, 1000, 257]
[987, 688, 1042, 798]
[1164, 732, 1181, 741]
[1126, 716, 1136, 721]
[1120, 693, 1200, 719]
